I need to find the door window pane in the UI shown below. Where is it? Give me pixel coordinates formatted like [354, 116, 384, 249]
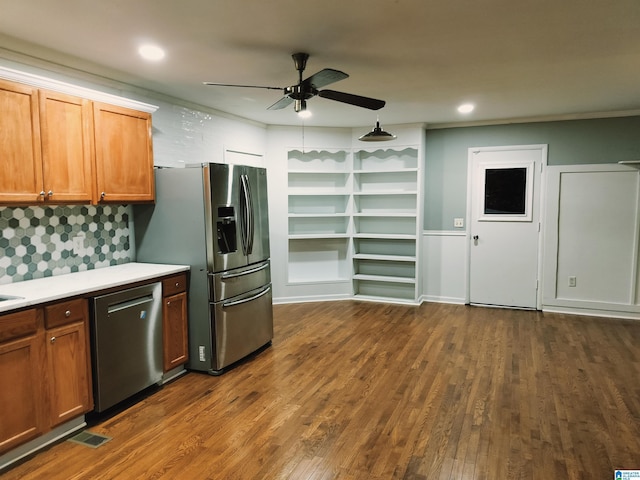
[484, 168, 527, 215]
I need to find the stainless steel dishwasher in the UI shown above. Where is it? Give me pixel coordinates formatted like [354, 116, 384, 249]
[91, 282, 162, 412]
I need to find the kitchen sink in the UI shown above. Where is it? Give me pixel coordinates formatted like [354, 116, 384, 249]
[0, 295, 24, 302]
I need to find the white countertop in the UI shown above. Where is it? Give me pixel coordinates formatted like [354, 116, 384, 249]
[0, 263, 190, 313]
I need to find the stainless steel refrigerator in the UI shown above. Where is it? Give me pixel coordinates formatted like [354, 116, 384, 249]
[134, 163, 273, 375]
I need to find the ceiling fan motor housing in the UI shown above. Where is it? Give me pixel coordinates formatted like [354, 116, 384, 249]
[285, 84, 318, 100]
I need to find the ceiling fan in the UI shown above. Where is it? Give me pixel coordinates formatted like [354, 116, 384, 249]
[204, 52, 385, 113]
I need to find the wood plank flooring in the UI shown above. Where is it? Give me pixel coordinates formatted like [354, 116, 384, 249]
[2, 301, 640, 479]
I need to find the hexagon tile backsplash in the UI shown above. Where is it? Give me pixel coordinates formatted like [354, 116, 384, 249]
[0, 205, 132, 285]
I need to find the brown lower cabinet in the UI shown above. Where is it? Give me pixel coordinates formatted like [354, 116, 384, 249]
[0, 299, 93, 455]
[162, 273, 189, 372]
[44, 299, 93, 428]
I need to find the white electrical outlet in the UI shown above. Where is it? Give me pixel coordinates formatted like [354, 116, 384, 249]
[72, 233, 85, 255]
[568, 276, 577, 287]
[454, 218, 464, 228]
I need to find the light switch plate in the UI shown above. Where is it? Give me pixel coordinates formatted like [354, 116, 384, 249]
[454, 218, 464, 228]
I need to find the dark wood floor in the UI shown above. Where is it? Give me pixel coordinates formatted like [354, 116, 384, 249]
[3, 301, 640, 479]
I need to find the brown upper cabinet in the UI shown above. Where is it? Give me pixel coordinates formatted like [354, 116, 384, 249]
[39, 90, 94, 204]
[0, 78, 155, 206]
[0, 79, 45, 204]
[93, 102, 155, 204]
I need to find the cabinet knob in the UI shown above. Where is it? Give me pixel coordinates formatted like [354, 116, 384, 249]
[166, 301, 171, 306]
[50, 336, 56, 344]
[65, 310, 71, 317]
[40, 191, 46, 197]
[100, 192, 106, 199]
[175, 282, 180, 287]
[48, 190, 54, 197]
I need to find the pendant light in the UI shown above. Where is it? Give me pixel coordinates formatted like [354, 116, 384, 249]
[358, 117, 396, 142]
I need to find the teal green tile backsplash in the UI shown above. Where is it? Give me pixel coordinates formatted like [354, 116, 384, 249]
[0, 205, 132, 285]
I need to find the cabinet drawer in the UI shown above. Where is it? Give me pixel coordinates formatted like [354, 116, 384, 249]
[44, 298, 88, 329]
[0, 309, 39, 343]
[162, 273, 187, 297]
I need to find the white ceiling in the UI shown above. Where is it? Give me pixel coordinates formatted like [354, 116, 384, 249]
[0, 0, 639, 128]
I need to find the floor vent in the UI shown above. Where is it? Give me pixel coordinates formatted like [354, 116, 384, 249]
[68, 431, 112, 448]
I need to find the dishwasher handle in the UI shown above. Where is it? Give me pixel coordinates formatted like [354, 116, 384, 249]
[107, 294, 154, 314]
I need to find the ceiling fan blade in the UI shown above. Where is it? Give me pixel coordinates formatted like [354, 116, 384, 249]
[318, 90, 386, 110]
[203, 82, 282, 90]
[267, 96, 294, 110]
[302, 69, 349, 90]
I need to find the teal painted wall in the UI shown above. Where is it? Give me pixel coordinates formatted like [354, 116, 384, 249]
[423, 116, 640, 230]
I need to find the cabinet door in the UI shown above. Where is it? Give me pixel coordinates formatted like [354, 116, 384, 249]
[39, 90, 94, 204]
[93, 102, 154, 203]
[0, 332, 46, 454]
[0, 79, 44, 204]
[163, 291, 188, 372]
[46, 320, 93, 427]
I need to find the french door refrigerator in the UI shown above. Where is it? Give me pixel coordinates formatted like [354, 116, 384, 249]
[134, 163, 273, 375]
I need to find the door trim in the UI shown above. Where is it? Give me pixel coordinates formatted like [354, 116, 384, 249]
[464, 144, 548, 309]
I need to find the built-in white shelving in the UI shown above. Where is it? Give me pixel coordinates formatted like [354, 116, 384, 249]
[286, 145, 421, 303]
[287, 149, 352, 285]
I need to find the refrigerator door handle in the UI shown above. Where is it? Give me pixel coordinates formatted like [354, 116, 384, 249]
[222, 285, 271, 308]
[221, 262, 269, 280]
[240, 173, 255, 255]
[244, 174, 255, 254]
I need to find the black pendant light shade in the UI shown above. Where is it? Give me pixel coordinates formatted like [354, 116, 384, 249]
[359, 120, 396, 142]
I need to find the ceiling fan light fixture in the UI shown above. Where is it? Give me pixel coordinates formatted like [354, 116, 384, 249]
[294, 99, 306, 113]
[295, 99, 312, 118]
[359, 120, 396, 142]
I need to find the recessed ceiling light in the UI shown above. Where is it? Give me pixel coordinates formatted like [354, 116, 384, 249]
[457, 103, 475, 114]
[138, 44, 165, 61]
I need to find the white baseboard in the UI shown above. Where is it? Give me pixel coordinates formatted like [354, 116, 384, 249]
[542, 305, 640, 320]
[272, 293, 352, 305]
[420, 295, 466, 305]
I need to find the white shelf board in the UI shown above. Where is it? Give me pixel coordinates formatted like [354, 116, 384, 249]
[353, 233, 417, 240]
[353, 190, 418, 196]
[287, 278, 351, 285]
[288, 169, 350, 174]
[288, 190, 351, 196]
[353, 168, 419, 174]
[352, 254, 416, 262]
[352, 274, 416, 284]
[352, 212, 415, 218]
[289, 213, 350, 218]
[288, 234, 350, 240]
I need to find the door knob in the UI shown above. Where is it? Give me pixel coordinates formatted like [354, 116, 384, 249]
[473, 235, 479, 241]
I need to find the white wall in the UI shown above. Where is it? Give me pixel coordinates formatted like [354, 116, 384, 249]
[420, 231, 467, 304]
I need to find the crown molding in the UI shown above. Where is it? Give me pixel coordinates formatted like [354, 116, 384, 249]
[0, 65, 158, 113]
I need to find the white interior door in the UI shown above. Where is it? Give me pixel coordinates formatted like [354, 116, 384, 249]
[467, 145, 546, 309]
